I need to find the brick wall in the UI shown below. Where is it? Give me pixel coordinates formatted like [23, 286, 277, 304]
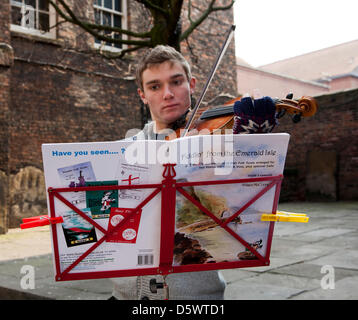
[277, 88, 358, 201]
[1, 1, 237, 231]
[8, 1, 237, 172]
[0, 1, 12, 234]
[4, 1, 356, 232]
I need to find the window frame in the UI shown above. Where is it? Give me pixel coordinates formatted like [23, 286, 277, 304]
[93, 0, 128, 53]
[10, 0, 56, 39]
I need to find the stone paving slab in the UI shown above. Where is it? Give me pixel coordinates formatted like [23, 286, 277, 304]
[308, 249, 358, 270]
[224, 278, 303, 300]
[291, 276, 358, 300]
[0, 201, 357, 300]
[270, 262, 358, 282]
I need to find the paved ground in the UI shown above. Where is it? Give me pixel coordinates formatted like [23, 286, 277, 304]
[0, 201, 357, 300]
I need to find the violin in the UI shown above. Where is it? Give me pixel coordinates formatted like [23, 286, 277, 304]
[166, 25, 318, 140]
[166, 94, 318, 139]
[189, 94, 318, 135]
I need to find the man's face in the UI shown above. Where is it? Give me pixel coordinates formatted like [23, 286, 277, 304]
[138, 60, 196, 131]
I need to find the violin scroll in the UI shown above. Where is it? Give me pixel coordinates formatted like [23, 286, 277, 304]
[275, 95, 318, 122]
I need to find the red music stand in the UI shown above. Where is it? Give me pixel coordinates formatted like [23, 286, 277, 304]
[44, 163, 282, 281]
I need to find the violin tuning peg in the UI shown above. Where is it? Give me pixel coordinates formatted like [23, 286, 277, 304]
[286, 92, 294, 100]
[292, 113, 302, 123]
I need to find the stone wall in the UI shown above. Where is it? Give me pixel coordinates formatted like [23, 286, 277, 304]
[9, 167, 46, 228]
[0, 1, 12, 234]
[278, 88, 358, 202]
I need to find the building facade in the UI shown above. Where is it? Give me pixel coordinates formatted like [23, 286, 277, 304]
[236, 58, 329, 98]
[236, 40, 358, 97]
[235, 40, 358, 204]
[1, 1, 356, 235]
[0, 0, 237, 233]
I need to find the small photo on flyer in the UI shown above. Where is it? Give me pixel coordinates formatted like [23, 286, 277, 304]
[57, 161, 97, 205]
[58, 161, 96, 188]
[61, 208, 97, 247]
[85, 180, 119, 219]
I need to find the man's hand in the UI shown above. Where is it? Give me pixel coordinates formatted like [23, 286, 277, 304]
[232, 96, 277, 134]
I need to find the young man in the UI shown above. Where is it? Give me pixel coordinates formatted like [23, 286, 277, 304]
[132, 45, 277, 140]
[111, 45, 277, 300]
[137, 45, 196, 134]
[111, 45, 227, 300]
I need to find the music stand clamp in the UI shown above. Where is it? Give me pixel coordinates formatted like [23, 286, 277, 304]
[149, 277, 169, 300]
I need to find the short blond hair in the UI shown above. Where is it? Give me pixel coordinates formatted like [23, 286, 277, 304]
[136, 45, 192, 91]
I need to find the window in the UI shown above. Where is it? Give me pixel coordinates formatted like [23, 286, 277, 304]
[10, 0, 56, 38]
[93, 0, 127, 52]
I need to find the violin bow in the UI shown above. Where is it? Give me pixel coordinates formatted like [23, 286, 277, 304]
[181, 24, 236, 137]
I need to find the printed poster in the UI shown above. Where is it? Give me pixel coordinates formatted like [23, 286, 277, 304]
[42, 134, 289, 279]
[172, 133, 289, 266]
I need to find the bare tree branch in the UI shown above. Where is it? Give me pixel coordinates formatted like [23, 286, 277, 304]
[87, 23, 151, 39]
[212, 0, 236, 11]
[50, 0, 151, 46]
[181, 0, 235, 41]
[97, 44, 144, 59]
[187, 0, 194, 24]
[137, 0, 169, 16]
[48, 0, 235, 58]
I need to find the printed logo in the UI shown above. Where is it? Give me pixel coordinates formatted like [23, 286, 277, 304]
[122, 228, 137, 241]
[111, 214, 124, 227]
[321, 265, 335, 289]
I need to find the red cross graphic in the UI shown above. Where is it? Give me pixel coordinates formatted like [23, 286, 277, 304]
[122, 174, 139, 185]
